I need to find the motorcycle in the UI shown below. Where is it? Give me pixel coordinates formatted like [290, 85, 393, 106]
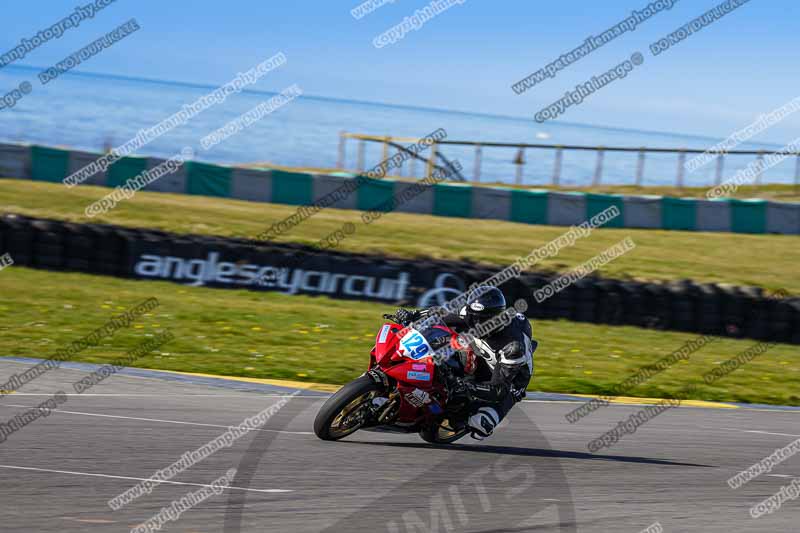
[313, 313, 477, 443]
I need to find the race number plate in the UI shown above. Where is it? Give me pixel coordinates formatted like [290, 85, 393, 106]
[398, 329, 433, 360]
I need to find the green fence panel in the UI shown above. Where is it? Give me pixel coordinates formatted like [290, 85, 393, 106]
[271, 170, 313, 206]
[31, 146, 69, 182]
[357, 177, 395, 212]
[510, 189, 548, 224]
[107, 156, 149, 188]
[730, 199, 767, 234]
[186, 162, 232, 198]
[433, 183, 473, 218]
[586, 193, 625, 228]
[662, 198, 697, 231]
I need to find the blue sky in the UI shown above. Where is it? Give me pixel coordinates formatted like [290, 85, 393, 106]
[5, 0, 799, 142]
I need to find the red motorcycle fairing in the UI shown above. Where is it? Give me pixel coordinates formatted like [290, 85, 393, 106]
[367, 320, 465, 424]
[371, 322, 403, 366]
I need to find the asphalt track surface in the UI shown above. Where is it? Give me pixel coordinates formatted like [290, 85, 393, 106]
[1, 358, 798, 533]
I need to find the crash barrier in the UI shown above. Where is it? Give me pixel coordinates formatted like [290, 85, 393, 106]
[2, 213, 798, 345]
[1, 142, 800, 235]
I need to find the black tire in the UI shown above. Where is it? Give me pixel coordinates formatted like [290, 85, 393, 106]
[419, 421, 469, 444]
[314, 375, 381, 441]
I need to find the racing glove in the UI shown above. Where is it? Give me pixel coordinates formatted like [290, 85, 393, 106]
[393, 308, 433, 326]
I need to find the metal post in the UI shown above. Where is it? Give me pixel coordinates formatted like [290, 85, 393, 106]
[474, 144, 482, 182]
[552, 147, 563, 186]
[676, 151, 686, 188]
[715, 155, 725, 186]
[794, 155, 800, 194]
[426, 142, 438, 178]
[356, 140, 365, 172]
[514, 148, 525, 185]
[755, 151, 765, 185]
[592, 148, 604, 186]
[635, 149, 646, 186]
[337, 131, 346, 169]
[410, 156, 417, 179]
[382, 136, 390, 166]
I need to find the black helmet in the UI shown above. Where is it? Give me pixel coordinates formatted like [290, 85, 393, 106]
[463, 286, 506, 329]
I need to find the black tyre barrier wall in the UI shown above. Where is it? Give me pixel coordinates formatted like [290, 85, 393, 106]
[2, 212, 799, 345]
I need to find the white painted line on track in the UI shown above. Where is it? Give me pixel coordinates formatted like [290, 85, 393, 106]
[0, 464, 292, 493]
[719, 428, 800, 438]
[0, 403, 313, 435]
[767, 474, 796, 479]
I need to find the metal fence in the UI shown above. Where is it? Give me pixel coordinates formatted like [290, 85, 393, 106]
[338, 132, 800, 188]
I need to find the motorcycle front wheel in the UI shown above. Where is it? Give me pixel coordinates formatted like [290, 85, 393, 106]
[313, 375, 382, 441]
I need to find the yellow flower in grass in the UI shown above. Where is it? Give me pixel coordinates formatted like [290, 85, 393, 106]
[251, 326, 262, 331]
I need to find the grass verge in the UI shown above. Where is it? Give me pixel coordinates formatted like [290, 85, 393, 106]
[1, 267, 797, 406]
[1, 179, 798, 293]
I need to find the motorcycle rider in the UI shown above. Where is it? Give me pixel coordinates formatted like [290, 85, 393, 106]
[392, 286, 536, 441]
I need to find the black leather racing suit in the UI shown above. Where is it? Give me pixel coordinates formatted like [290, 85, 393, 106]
[440, 307, 536, 422]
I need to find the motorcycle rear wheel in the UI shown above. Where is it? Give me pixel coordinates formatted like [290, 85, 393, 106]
[314, 375, 382, 441]
[419, 419, 469, 444]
